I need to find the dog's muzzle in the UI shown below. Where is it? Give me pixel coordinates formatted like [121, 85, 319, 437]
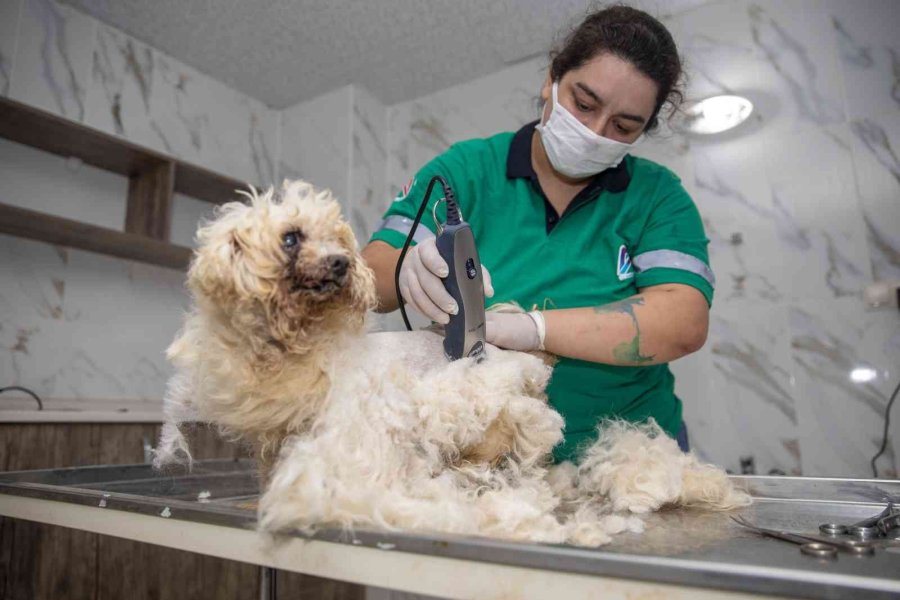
[290, 254, 350, 294]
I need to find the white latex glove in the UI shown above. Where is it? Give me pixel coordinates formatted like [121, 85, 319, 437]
[398, 237, 494, 324]
[485, 311, 546, 352]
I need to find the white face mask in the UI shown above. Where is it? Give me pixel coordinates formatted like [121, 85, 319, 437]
[536, 82, 643, 179]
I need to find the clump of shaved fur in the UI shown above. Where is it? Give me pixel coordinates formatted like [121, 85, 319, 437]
[558, 420, 752, 515]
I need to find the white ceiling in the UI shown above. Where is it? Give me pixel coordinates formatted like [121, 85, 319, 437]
[63, 0, 711, 109]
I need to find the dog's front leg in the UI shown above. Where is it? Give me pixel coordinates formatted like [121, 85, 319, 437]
[153, 372, 200, 468]
[252, 432, 287, 493]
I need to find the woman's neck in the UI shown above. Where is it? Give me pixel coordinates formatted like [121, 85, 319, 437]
[530, 130, 592, 217]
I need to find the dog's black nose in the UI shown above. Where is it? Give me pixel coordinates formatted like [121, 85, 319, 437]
[327, 255, 349, 277]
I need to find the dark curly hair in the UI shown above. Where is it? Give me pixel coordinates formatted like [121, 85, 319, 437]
[549, 4, 684, 132]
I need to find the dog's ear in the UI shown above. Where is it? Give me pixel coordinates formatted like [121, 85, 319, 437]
[230, 234, 244, 256]
[332, 221, 377, 314]
[333, 218, 357, 250]
[348, 256, 377, 314]
[188, 201, 253, 300]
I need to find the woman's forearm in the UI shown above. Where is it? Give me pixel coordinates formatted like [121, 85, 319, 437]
[542, 284, 709, 365]
[360, 241, 402, 312]
[360, 241, 709, 364]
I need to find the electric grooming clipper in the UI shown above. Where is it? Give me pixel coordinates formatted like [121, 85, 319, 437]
[434, 188, 486, 361]
[394, 176, 487, 361]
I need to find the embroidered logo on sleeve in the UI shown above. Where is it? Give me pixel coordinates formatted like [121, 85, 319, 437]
[617, 245, 634, 281]
[393, 177, 416, 202]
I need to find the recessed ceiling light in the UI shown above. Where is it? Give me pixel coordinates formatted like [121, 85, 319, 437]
[681, 95, 754, 135]
[850, 367, 878, 383]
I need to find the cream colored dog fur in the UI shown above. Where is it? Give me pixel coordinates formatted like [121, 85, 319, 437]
[155, 179, 749, 547]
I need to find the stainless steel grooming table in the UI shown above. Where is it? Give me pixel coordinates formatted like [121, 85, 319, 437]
[1, 459, 899, 600]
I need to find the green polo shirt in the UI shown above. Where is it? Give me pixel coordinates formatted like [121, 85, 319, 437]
[370, 121, 714, 463]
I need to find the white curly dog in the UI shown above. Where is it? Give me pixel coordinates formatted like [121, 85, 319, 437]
[154, 179, 749, 547]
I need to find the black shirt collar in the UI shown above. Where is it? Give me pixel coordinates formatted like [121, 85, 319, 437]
[506, 120, 631, 194]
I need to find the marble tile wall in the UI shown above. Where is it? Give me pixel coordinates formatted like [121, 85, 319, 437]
[345, 85, 412, 333]
[0, 1, 18, 96]
[4, 0, 279, 190]
[9, 0, 95, 122]
[379, 0, 900, 477]
[84, 22, 278, 189]
[0, 0, 279, 410]
[669, 0, 900, 478]
[0, 232, 189, 408]
[0, 132, 188, 407]
[385, 58, 546, 200]
[349, 85, 388, 244]
[280, 85, 353, 211]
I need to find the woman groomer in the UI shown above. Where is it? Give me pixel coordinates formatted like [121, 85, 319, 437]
[362, 5, 713, 463]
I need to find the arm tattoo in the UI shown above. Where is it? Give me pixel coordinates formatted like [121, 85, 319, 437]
[592, 296, 655, 364]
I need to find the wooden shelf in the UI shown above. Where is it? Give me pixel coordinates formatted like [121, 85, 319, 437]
[0, 96, 259, 269]
[0, 202, 192, 270]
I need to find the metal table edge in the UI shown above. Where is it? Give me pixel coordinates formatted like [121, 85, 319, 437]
[2, 478, 898, 600]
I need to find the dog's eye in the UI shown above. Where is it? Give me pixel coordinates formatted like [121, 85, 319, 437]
[282, 230, 304, 250]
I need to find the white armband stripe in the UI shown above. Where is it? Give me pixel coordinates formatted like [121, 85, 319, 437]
[375, 215, 436, 245]
[632, 250, 716, 288]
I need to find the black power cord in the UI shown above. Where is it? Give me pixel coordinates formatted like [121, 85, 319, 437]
[0, 385, 44, 410]
[393, 175, 457, 331]
[871, 377, 900, 478]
